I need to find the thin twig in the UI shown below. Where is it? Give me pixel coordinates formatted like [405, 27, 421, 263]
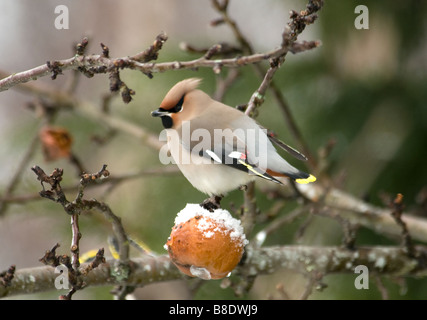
[241, 181, 257, 237]
[1, 166, 180, 205]
[70, 213, 81, 270]
[296, 184, 427, 244]
[390, 193, 416, 258]
[0, 128, 41, 217]
[213, 68, 240, 102]
[0, 36, 313, 93]
[254, 205, 308, 247]
[374, 275, 390, 300]
[31, 165, 129, 262]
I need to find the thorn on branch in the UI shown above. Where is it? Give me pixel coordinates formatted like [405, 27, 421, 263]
[289, 40, 322, 54]
[100, 43, 110, 58]
[131, 32, 168, 63]
[121, 86, 135, 104]
[80, 164, 110, 186]
[289, 10, 299, 20]
[269, 57, 281, 69]
[303, 14, 318, 25]
[39, 243, 61, 267]
[76, 37, 89, 56]
[80, 248, 106, 275]
[108, 69, 135, 104]
[46, 60, 63, 80]
[0, 265, 16, 287]
[31, 166, 63, 189]
[391, 193, 405, 219]
[58, 254, 73, 270]
[284, 0, 323, 46]
[31, 165, 70, 206]
[39, 243, 105, 299]
[204, 44, 222, 60]
[306, 0, 324, 13]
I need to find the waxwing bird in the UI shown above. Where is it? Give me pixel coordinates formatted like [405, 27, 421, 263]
[151, 78, 316, 199]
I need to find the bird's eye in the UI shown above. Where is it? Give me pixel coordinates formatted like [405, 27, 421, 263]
[172, 95, 185, 113]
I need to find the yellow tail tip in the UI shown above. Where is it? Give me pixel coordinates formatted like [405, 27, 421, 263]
[295, 174, 316, 184]
[79, 249, 101, 264]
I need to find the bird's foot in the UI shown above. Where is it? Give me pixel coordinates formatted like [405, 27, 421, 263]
[200, 195, 223, 212]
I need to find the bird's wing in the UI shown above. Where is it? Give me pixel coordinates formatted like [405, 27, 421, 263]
[264, 128, 308, 161]
[186, 127, 283, 185]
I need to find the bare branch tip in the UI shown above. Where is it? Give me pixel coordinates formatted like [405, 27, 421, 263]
[76, 37, 89, 56]
[0, 265, 16, 287]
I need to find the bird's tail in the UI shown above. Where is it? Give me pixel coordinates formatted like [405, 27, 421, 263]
[267, 169, 316, 184]
[291, 172, 317, 184]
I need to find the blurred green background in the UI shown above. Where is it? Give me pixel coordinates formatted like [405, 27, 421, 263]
[0, 0, 426, 299]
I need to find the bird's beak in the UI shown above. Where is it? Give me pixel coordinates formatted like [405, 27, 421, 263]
[151, 108, 170, 117]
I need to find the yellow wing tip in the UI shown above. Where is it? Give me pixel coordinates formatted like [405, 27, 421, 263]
[295, 174, 316, 184]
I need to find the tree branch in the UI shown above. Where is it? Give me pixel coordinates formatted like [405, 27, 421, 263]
[0, 33, 317, 94]
[2, 245, 426, 298]
[295, 184, 427, 244]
